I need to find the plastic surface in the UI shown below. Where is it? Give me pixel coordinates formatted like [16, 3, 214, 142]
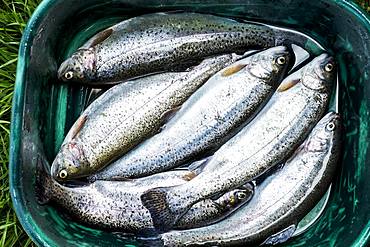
[10, 0, 370, 246]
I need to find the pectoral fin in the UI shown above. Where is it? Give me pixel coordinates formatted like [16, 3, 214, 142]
[277, 78, 301, 92]
[261, 225, 296, 246]
[182, 171, 197, 181]
[71, 115, 87, 140]
[221, 63, 247, 77]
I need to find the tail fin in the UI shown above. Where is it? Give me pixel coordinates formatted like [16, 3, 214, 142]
[35, 156, 52, 205]
[141, 187, 182, 232]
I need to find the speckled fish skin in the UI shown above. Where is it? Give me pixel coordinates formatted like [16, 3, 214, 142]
[141, 54, 336, 230]
[88, 46, 291, 182]
[160, 112, 342, 246]
[57, 12, 275, 85]
[51, 54, 238, 182]
[37, 167, 253, 233]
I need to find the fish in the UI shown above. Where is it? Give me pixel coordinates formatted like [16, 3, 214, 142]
[88, 46, 291, 181]
[141, 53, 336, 231]
[57, 12, 276, 85]
[159, 111, 342, 246]
[37, 161, 254, 234]
[51, 54, 239, 181]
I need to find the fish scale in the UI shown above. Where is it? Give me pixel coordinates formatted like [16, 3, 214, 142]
[51, 54, 238, 181]
[140, 53, 336, 231]
[89, 46, 290, 181]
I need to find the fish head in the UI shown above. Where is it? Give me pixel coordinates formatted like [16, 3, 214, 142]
[301, 53, 336, 92]
[57, 48, 96, 83]
[305, 112, 341, 153]
[216, 183, 254, 210]
[246, 46, 291, 86]
[51, 141, 90, 181]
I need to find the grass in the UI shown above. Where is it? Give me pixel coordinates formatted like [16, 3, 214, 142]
[0, 0, 369, 246]
[0, 1, 40, 246]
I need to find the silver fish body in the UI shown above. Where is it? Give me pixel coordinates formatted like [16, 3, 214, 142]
[160, 111, 342, 246]
[57, 12, 275, 85]
[141, 54, 336, 230]
[88, 46, 291, 181]
[37, 167, 253, 233]
[51, 54, 238, 181]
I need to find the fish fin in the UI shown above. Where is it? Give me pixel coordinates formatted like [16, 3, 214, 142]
[141, 187, 178, 232]
[277, 78, 301, 92]
[261, 225, 296, 246]
[160, 106, 181, 125]
[181, 171, 197, 181]
[290, 44, 310, 72]
[87, 28, 113, 48]
[188, 156, 211, 174]
[35, 156, 52, 205]
[221, 63, 247, 77]
[71, 115, 88, 140]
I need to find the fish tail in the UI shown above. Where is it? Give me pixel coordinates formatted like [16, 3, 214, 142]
[141, 187, 187, 232]
[35, 156, 52, 205]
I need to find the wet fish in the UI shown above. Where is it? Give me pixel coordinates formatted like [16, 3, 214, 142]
[141, 53, 336, 231]
[57, 12, 276, 85]
[37, 162, 253, 233]
[160, 112, 342, 246]
[51, 54, 238, 181]
[88, 46, 291, 181]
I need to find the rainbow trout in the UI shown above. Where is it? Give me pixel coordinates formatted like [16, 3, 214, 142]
[141, 54, 336, 231]
[160, 112, 341, 246]
[37, 163, 253, 234]
[51, 54, 238, 181]
[89, 46, 291, 181]
[57, 12, 277, 85]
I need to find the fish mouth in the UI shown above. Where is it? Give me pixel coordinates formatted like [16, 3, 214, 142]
[57, 59, 72, 81]
[320, 111, 341, 126]
[50, 160, 60, 179]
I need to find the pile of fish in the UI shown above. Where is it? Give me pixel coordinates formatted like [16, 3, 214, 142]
[36, 12, 342, 246]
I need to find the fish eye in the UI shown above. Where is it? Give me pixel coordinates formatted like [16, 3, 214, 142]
[324, 63, 334, 72]
[237, 192, 247, 200]
[65, 71, 74, 80]
[276, 56, 286, 65]
[59, 169, 68, 179]
[326, 122, 336, 131]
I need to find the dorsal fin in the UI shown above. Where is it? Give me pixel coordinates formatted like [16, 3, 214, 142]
[160, 106, 181, 126]
[84, 28, 113, 48]
[188, 156, 211, 174]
